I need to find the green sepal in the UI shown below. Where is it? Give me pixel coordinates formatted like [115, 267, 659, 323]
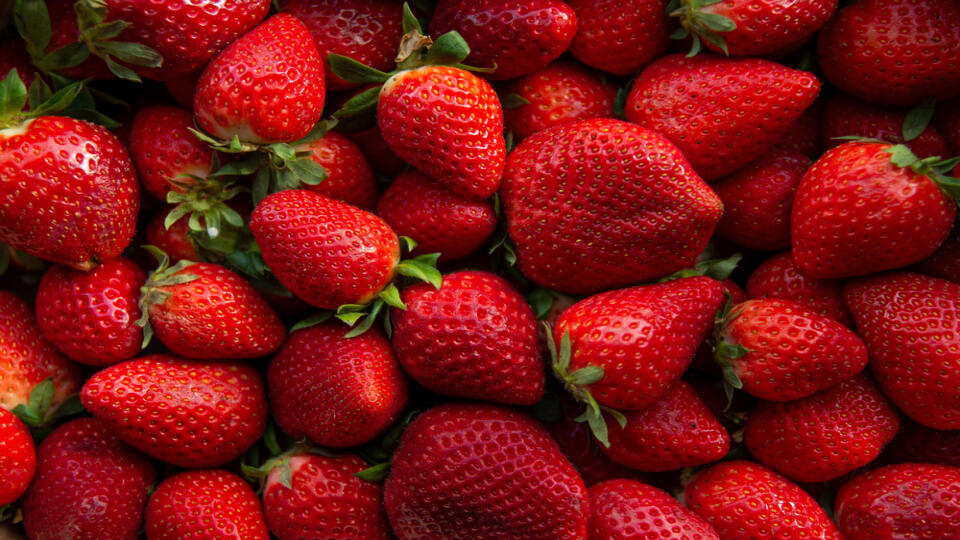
[670, 0, 735, 56]
[398, 236, 418, 253]
[568, 365, 604, 385]
[14, 0, 52, 54]
[290, 118, 338, 146]
[290, 312, 333, 333]
[884, 143, 920, 168]
[379, 283, 405, 310]
[344, 298, 385, 338]
[0, 246, 8, 278]
[327, 53, 392, 85]
[136, 245, 199, 348]
[395, 253, 442, 289]
[903, 97, 936, 142]
[401, 2, 423, 34]
[526, 287, 554, 320]
[500, 93, 530, 110]
[355, 462, 391, 482]
[332, 85, 381, 120]
[660, 252, 742, 283]
[262, 422, 283, 458]
[11, 377, 55, 427]
[424, 31, 470, 66]
[0, 69, 28, 118]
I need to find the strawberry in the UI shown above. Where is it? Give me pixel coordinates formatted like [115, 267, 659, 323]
[689, 278, 748, 375]
[685, 460, 842, 539]
[711, 148, 810, 251]
[844, 272, 960, 429]
[0, 39, 35, 90]
[502, 60, 618, 142]
[145, 206, 200, 263]
[268, 322, 408, 448]
[128, 104, 215, 200]
[601, 381, 730, 471]
[376, 170, 497, 262]
[746, 251, 853, 326]
[146, 469, 269, 540]
[0, 407, 35, 506]
[566, 0, 672, 75]
[936, 97, 960, 154]
[817, 0, 960, 107]
[822, 95, 951, 158]
[881, 418, 960, 468]
[744, 374, 900, 483]
[35, 256, 145, 366]
[194, 13, 325, 144]
[625, 54, 821, 181]
[390, 270, 544, 405]
[501, 118, 722, 294]
[297, 130, 378, 209]
[383, 402, 589, 539]
[589, 479, 719, 540]
[80, 354, 268, 467]
[717, 298, 868, 401]
[774, 98, 824, 158]
[913, 220, 960, 283]
[429, 0, 577, 81]
[165, 72, 199, 109]
[21, 417, 157, 540]
[344, 125, 407, 176]
[791, 142, 957, 278]
[835, 463, 960, 539]
[262, 452, 391, 540]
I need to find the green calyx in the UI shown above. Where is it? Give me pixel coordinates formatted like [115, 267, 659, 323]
[668, 0, 737, 56]
[902, 98, 936, 142]
[882, 144, 960, 202]
[711, 293, 747, 408]
[164, 166, 246, 242]
[136, 246, 198, 348]
[0, 68, 88, 128]
[11, 378, 85, 431]
[660, 252, 742, 283]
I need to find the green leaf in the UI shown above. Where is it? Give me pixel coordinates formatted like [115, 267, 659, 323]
[99, 40, 162, 67]
[903, 97, 936, 142]
[345, 299, 384, 338]
[102, 54, 142, 82]
[15, 0, 53, 52]
[290, 118, 338, 146]
[696, 12, 736, 32]
[0, 69, 28, 118]
[686, 33, 703, 57]
[401, 2, 422, 34]
[425, 31, 471, 66]
[396, 257, 442, 289]
[398, 236, 418, 253]
[526, 287, 554, 320]
[290, 312, 333, 332]
[379, 284, 406, 310]
[40, 42, 92, 71]
[558, 329, 572, 373]
[28, 77, 53, 110]
[327, 53, 391, 84]
[263, 422, 282, 456]
[31, 80, 84, 116]
[277, 461, 293, 489]
[85, 19, 127, 41]
[336, 310, 366, 326]
[582, 399, 610, 448]
[884, 144, 920, 168]
[500, 93, 530, 110]
[332, 85, 381, 119]
[355, 462, 391, 482]
[613, 87, 628, 119]
[49, 393, 85, 420]
[286, 156, 328, 186]
[671, 26, 690, 40]
[568, 365, 604, 385]
[601, 406, 628, 429]
[252, 167, 270, 205]
[717, 341, 750, 360]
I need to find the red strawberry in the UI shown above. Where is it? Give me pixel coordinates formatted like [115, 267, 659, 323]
[835, 463, 960, 539]
[625, 54, 821, 181]
[145, 206, 200, 263]
[262, 452, 391, 540]
[129, 104, 215, 200]
[146, 469, 269, 540]
[501, 118, 723, 294]
[21, 418, 157, 540]
[881, 418, 960, 468]
[390, 270, 544, 405]
[711, 148, 810, 251]
[502, 60, 618, 142]
[744, 374, 900, 483]
[822, 95, 951, 158]
[383, 402, 589, 539]
[376, 170, 497, 262]
[297, 130, 378, 209]
[0, 116, 139, 270]
[844, 272, 960, 429]
[429, 0, 577, 81]
[602, 381, 730, 471]
[567, 0, 671, 75]
[268, 322, 408, 448]
[685, 460, 842, 539]
[0, 39, 35, 90]
[165, 72, 199, 109]
[817, 0, 960, 107]
[689, 278, 748, 375]
[746, 251, 853, 326]
[774, 98, 823, 158]
[195, 13, 325, 144]
[0, 407, 35, 506]
[35, 256, 145, 366]
[80, 354, 268, 467]
[913, 220, 960, 283]
[936, 97, 960, 154]
[589, 479, 719, 540]
[344, 125, 407, 176]
[718, 298, 868, 401]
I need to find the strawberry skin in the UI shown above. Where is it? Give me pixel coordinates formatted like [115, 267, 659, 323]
[0, 116, 140, 270]
[0, 407, 35, 506]
[390, 270, 544, 405]
[746, 251, 853, 326]
[195, 13, 325, 144]
[882, 418, 960, 468]
[297, 131, 378, 209]
[625, 54, 821, 181]
[567, 0, 671, 75]
[501, 118, 722, 294]
[129, 104, 215, 200]
[145, 206, 200, 262]
[913, 220, 960, 283]
[146, 470, 269, 540]
[378, 65, 505, 200]
[822, 95, 951, 158]
[589, 480, 719, 540]
[80, 354, 268, 468]
[268, 322, 409, 448]
[250, 189, 400, 309]
[383, 402, 589, 539]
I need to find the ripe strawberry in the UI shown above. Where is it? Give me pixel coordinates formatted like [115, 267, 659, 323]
[129, 104, 215, 200]
[625, 54, 821, 181]
[268, 322, 408, 448]
[711, 148, 810, 251]
[689, 278, 748, 375]
[844, 272, 960, 429]
[913, 220, 960, 283]
[0, 39, 35, 89]
[344, 125, 407, 176]
[145, 206, 200, 263]
[791, 142, 956, 278]
[80, 354, 268, 467]
[146, 470, 269, 540]
[882, 418, 960, 468]
[835, 463, 960, 539]
[589, 479, 719, 540]
[429, 0, 577, 81]
[774, 98, 823, 158]
[21, 418, 157, 540]
[502, 60, 618, 142]
[0, 407, 35, 506]
[297, 130, 378, 209]
[378, 65, 505, 200]
[383, 402, 589, 539]
[817, 0, 960, 107]
[602, 381, 730, 472]
[685, 460, 842, 539]
[195, 13, 325, 144]
[165, 72, 199, 109]
[567, 0, 671, 75]
[501, 118, 722, 294]
[718, 298, 867, 401]
[391, 270, 544, 405]
[746, 251, 853, 326]
[35, 256, 145, 366]
[262, 452, 391, 540]
[822, 95, 951, 158]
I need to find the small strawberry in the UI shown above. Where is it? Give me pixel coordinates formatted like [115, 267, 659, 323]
[297, 130, 378, 209]
[566, 0, 672, 75]
[145, 206, 200, 263]
[80, 354, 268, 468]
[589, 479, 719, 540]
[165, 72, 199, 109]
[822, 95, 951, 158]
[128, 104, 215, 200]
[625, 54, 821, 181]
[146, 470, 269, 540]
[0, 407, 35, 506]
[882, 418, 960, 468]
[746, 251, 853, 326]
[912, 220, 960, 283]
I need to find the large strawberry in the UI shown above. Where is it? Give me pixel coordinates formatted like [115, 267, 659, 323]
[822, 95, 951, 158]
[80, 354, 268, 467]
[501, 118, 722, 294]
[383, 402, 589, 539]
[0, 407, 35, 506]
[566, 0, 671, 75]
[589, 480, 719, 540]
[746, 251, 853, 326]
[128, 104, 215, 200]
[625, 54, 821, 181]
[845, 272, 960, 429]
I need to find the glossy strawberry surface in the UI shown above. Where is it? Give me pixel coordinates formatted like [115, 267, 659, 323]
[129, 104, 215, 200]
[589, 479, 719, 540]
[746, 251, 853, 326]
[822, 95, 951, 158]
[0, 407, 35, 506]
[297, 131, 378, 209]
[567, 0, 671, 75]
[692, 0, 836, 57]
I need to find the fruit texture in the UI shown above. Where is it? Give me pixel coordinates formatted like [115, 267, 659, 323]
[297, 131, 378, 209]
[0, 407, 35, 506]
[822, 95, 951, 158]
[746, 251, 853, 326]
[128, 104, 215, 200]
[567, 0, 671, 75]
[589, 480, 719, 540]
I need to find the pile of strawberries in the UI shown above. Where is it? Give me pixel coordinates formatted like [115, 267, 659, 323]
[2, 0, 960, 538]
